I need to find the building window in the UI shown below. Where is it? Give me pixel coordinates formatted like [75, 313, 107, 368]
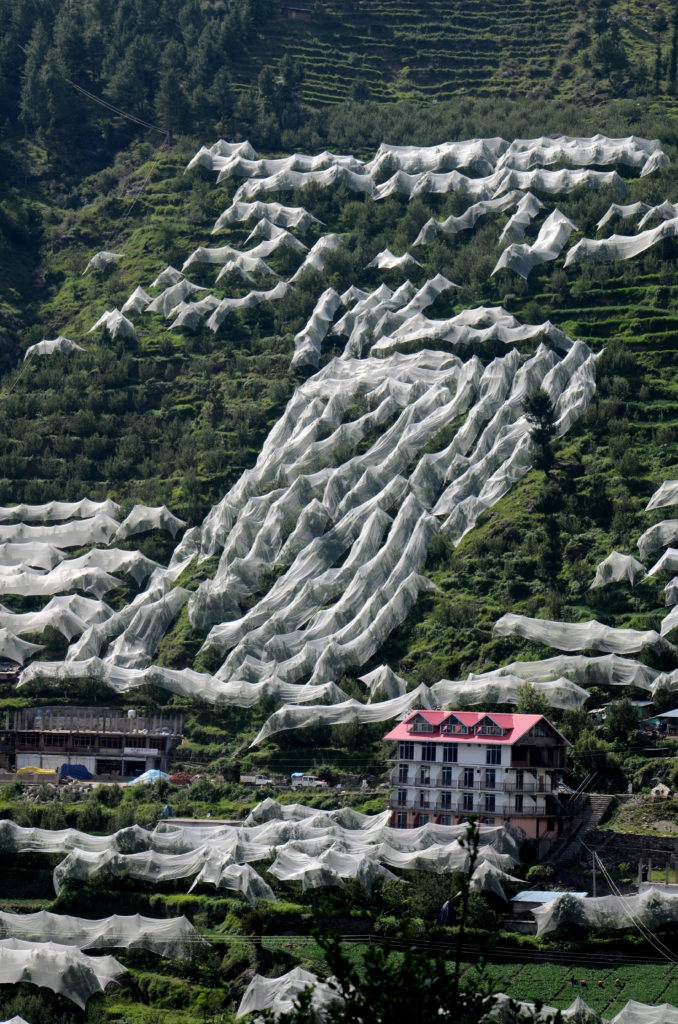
[441, 765, 452, 786]
[409, 718, 434, 733]
[486, 745, 502, 765]
[483, 817, 495, 825]
[419, 813, 429, 826]
[421, 742, 437, 762]
[439, 815, 451, 826]
[514, 794, 523, 813]
[398, 763, 408, 784]
[478, 719, 504, 735]
[396, 812, 408, 829]
[443, 744, 458, 763]
[397, 789, 407, 807]
[419, 766, 430, 786]
[462, 792, 474, 812]
[419, 791, 430, 809]
[462, 767, 474, 788]
[399, 742, 414, 760]
[440, 791, 452, 810]
[485, 794, 496, 813]
[485, 768, 496, 790]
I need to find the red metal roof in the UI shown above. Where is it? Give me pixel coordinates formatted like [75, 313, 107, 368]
[383, 710, 571, 746]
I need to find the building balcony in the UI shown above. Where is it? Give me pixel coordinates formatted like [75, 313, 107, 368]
[389, 770, 558, 794]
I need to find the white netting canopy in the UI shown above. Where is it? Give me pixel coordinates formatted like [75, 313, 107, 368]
[533, 887, 678, 938]
[24, 336, 84, 360]
[0, 801, 518, 901]
[0, 938, 125, 1008]
[638, 520, 678, 560]
[590, 551, 645, 588]
[83, 251, 122, 274]
[0, 911, 200, 958]
[647, 481, 678, 511]
[236, 967, 339, 1019]
[494, 613, 665, 655]
[114, 505, 187, 540]
[20, 135, 678, 720]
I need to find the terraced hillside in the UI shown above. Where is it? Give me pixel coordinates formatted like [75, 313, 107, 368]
[236, 0, 581, 105]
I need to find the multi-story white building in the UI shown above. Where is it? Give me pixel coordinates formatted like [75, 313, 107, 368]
[384, 710, 571, 847]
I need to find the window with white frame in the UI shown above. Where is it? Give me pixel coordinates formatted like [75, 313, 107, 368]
[399, 742, 414, 760]
[485, 794, 496, 813]
[421, 742, 437, 762]
[486, 745, 502, 765]
[396, 812, 408, 829]
[443, 743, 458, 763]
[409, 717, 434, 733]
[441, 765, 452, 786]
[462, 792, 474, 812]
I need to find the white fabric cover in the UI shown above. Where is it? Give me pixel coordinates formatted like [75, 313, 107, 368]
[0, 515, 119, 549]
[150, 266, 183, 288]
[638, 201, 678, 228]
[0, 499, 119, 523]
[414, 192, 522, 246]
[496, 135, 666, 175]
[121, 286, 151, 315]
[88, 308, 137, 340]
[610, 1002, 678, 1024]
[114, 505, 186, 540]
[0, 628, 43, 664]
[146, 279, 207, 317]
[565, 218, 678, 267]
[24, 336, 83, 360]
[638, 520, 678, 560]
[0, 543, 65, 568]
[0, 801, 518, 903]
[0, 911, 199, 959]
[366, 248, 422, 270]
[533, 887, 678, 938]
[291, 288, 341, 369]
[498, 191, 544, 244]
[0, 562, 120, 599]
[647, 481, 678, 511]
[0, 938, 124, 1009]
[213, 201, 321, 233]
[590, 551, 645, 588]
[0, 595, 112, 641]
[83, 251, 122, 274]
[492, 210, 576, 278]
[493, 613, 664, 655]
[237, 967, 338, 1019]
[596, 202, 651, 231]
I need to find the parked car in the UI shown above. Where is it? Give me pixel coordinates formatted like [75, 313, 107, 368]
[291, 773, 328, 790]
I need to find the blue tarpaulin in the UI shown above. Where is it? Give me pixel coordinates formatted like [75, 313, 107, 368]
[60, 763, 93, 780]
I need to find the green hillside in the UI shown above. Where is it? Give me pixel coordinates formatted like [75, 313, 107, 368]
[5, 2, 678, 1023]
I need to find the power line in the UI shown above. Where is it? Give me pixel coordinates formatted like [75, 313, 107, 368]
[64, 78, 168, 136]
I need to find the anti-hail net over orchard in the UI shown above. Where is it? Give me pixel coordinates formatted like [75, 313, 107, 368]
[8, 133, 678, 738]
